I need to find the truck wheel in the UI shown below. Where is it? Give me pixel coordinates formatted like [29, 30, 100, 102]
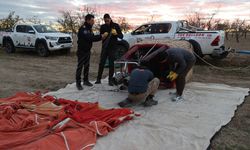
[116, 45, 128, 60]
[36, 42, 49, 57]
[4, 40, 15, 53]
[189, 40, 203, 59]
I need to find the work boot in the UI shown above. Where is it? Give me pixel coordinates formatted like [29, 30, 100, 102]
[143, 95, 158, 107]
[84, 81, 93, 87]
[108, 79, 114, 86]
[118, 98, 133, 108]
[95, 79, 101, 84]
[108, 80, 114, 86]
[76, 82, 83, 90]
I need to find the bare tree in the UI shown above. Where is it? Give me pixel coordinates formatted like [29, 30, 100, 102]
[57, 5, 99, 35]
[185, 7, 220, 30]
[241, 23, 249, 39]
[0, 11, 22, 30]
[57, 10, 79, 34]
[146, 13, 161, 22]
[185, 11, 204, 28]
[214, 20, 230, 40]
[206, 13, 217, 30]
[78, 5, 101, 31]
[231, 19, 245, 43]
[116, 17, 131, 33]
[26, 16, 41, 24]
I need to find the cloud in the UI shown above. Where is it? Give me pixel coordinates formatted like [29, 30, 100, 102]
[0, 0, 249, 25]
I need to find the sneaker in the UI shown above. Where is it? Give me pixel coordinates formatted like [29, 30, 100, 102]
[95, 80, 101, 84]
[172, 96, 184, 102]
[143, 97, 158, 107]
[118, 98, 133, 107]
[84, 81, 93, 87]
[76, 82, 83, 90]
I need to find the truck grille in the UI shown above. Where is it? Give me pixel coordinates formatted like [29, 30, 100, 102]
[58, 37, 72, 44]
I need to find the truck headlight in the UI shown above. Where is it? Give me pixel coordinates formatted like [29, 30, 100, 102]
[45, 36, 58, 41]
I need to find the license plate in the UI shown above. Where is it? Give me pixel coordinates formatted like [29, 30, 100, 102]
[61, 44, 71, 48]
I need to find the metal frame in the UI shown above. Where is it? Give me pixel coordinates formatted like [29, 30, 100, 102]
[114, 61, 139, 76]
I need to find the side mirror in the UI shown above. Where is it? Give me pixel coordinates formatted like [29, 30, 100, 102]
[28, 30, 35, 34]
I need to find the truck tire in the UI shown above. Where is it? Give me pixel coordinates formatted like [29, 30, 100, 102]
[188, 40, 203, 58]
[4, 40, 15, 53]
[36, 42, 49, 57]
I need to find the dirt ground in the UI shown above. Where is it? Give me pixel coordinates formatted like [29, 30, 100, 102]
[0, 37, 249, 149]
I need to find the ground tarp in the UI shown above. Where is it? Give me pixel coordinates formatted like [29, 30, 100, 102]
[0, 92, 136, 150]
[48, 81, 249, 150]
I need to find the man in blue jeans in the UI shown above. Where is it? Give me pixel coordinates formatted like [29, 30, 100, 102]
[118, 65, 160, 107]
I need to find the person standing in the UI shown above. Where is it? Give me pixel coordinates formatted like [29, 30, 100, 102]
[76, 14, 108, 90]
[95, 14, 123, 86]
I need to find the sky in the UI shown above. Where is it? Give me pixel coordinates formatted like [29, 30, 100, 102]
[0, 0, 249, 25]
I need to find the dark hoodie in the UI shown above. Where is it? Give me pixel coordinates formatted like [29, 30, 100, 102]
[100, 21, 123, 48]
[142, 47, 196, 74]
[77, 22, 101, 54]
[128, 68, 154, 93]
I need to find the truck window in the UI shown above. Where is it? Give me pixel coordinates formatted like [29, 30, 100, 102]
[26, 26, 34, 33]
[16, 25, 26, 33]
[33, 25, 57, 33]
[150, 24, 158, 34]
[133, 24, 152, 35]
[155, 23, 172, 33]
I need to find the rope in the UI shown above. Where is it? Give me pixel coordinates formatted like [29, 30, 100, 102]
[138, 40, 250, 71]
[193, 51, 250, 71]
[139, 40, 158, 62]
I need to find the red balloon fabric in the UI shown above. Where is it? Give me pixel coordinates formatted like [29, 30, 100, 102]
[0, 92, 136, 149]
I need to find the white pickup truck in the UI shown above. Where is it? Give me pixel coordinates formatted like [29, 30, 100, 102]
[0, 24, 73, 56]
[117, 20, 228, 59]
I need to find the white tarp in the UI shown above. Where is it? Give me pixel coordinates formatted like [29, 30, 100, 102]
[48, 81, 249, 150]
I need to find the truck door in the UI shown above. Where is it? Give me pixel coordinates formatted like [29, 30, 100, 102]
[14, 25, 26, 47]
[25, 25, 36, 48]
[131, 24, 155, 44]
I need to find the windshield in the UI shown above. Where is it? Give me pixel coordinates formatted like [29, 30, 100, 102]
[133, 24, 152, 35]
[33, 25, 57, 33]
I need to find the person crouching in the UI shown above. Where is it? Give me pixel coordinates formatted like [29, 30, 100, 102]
[118, 65, 160, 107]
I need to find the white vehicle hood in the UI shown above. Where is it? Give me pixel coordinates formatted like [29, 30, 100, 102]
[39, 32, 71, 38]
[122, 33, 132, 40]
[121, 33, 137, 47]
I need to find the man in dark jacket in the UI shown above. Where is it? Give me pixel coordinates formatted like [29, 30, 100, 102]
[142, 47, 196, 102]
[76, 14, 108, 90]
[95, 14, 123, 86]
[118, 65, 160, 107]
[164, 48, 196, 101]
